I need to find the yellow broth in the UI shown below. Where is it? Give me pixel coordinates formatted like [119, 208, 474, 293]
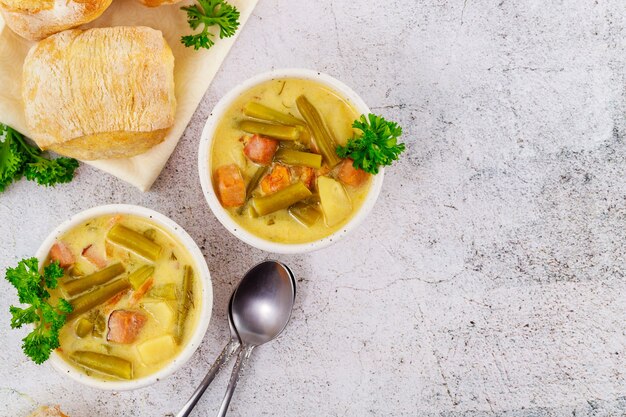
[211, 78, 373, 244]
[47, 214, 201, 381]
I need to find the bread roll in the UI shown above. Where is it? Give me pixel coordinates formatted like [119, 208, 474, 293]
[23, 26, 177, 160]
[137, 0, 183, 7]
[0, 0, 112, 41]
[28, 405, 69, 417]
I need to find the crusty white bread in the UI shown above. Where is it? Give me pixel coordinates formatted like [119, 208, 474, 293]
[0, 0, 54, 13]
[28, 405, 69, 417]
[22, 26, 177, 160]
[0, 0, 112, 41]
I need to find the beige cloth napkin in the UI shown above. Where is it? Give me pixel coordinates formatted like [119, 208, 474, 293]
[0, 0, 257, 191]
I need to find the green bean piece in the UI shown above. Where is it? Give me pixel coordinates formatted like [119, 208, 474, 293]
[304, 193, 321, 205]
[75, 318, 93, 338]
[251, 182, 313, 216]
[236, 166, 269, 215]
[246, 166, 269, 197]
[243, 102, 305, 126]
[295, 95, 342, 167]
[174, 265, 194, 344]
[143, 228, 157, 241]
[245, 205, 259, 219]
[275, 148, 322, 169]
[279, 139, 308, 152]
[68, 278, 131, 319]
[70, 351, 132, 380]
[289, 202, 322, 227]
[63, 263, 125, 297]
[148, 283, 177, 300]
[239, 120, 300, 141]
[298, 126, 313, 148]
[92, 313, 106, 337]
[69, 263, 86, 278]
[107, 224, 162, 261]
[128, 265, 155, 290]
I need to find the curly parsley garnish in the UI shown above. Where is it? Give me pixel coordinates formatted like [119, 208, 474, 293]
[0, 124, 79, 192]
[180, 0, 240, 50]
[336, 114, 406, 175]
[6, 258, 73, 364]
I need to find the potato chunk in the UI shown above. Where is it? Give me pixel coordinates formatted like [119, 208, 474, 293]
[317, 176, 352, 227]
[142, 301, 174, 328]
[137, 335, 176, 365]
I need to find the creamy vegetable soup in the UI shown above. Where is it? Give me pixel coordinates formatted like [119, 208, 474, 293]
[46, 214, 201, 380]
[211, 78, 372, 244]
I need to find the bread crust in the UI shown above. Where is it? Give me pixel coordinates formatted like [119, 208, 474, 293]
[0, 0, 112, 40]
[137, 0, 183, 7]
[0, 0, 55, 13]
[23, 27, 177, 160]
[28, 405, 69, 417]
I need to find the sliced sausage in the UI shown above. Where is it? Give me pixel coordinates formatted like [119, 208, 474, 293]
[215, 164, 246, 207]
[261, 164, 291, 194]
[107, 310, 147, 344]
[49, 241, 74, 268]
[243, 135, 279, 165]
[337, 159, 370, 187]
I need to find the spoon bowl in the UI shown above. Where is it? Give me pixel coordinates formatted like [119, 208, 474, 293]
[231, 261, 296, 346]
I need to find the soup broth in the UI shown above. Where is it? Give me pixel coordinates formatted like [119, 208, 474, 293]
[211, 78, 373, 244]
[47, 214, 201, 381]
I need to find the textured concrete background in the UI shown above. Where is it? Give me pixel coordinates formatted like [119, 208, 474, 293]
[1, 0, 625, 416]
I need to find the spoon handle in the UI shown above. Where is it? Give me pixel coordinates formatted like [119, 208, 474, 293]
[176, 338, 240, 417]
[216, 344, 255, 417]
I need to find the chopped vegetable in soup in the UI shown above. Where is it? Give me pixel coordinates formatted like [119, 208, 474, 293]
[46, 214, 201, 381]
[211, 78, 372, 244]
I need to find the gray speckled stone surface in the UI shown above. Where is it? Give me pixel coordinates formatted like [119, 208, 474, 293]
[1, 0, 626, 416]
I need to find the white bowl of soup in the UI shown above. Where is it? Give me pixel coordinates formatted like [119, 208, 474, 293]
[198, 69, 384, 253]
[35, 204, 212, 390]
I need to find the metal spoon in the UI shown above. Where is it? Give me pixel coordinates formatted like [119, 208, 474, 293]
[217, 260, 296, 417]
[176, 261, 296, 417]
[176, 294, 240, 417]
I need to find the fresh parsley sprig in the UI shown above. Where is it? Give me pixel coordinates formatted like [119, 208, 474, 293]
[0, 124, 79, 192]
[181, 0, 240, 50]
[6, 258, 73, 364]
[336, 114, 406, 175]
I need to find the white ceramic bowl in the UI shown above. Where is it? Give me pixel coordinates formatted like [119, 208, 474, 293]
[198, 68, 385, 254]
[35, 204, 213, 391]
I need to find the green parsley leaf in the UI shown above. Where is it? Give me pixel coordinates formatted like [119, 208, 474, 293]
[0, 124, 79, 192]
[180, 0, 240, 50]
[57, 299, 73, 315]
[9, 305, 38, 329]
[336, 114, 406, 175]
[5, 258, 73, 364]
[0, 125, 25, 192]
[24, 155, 79, 187]
[43, 262, 64, 289]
